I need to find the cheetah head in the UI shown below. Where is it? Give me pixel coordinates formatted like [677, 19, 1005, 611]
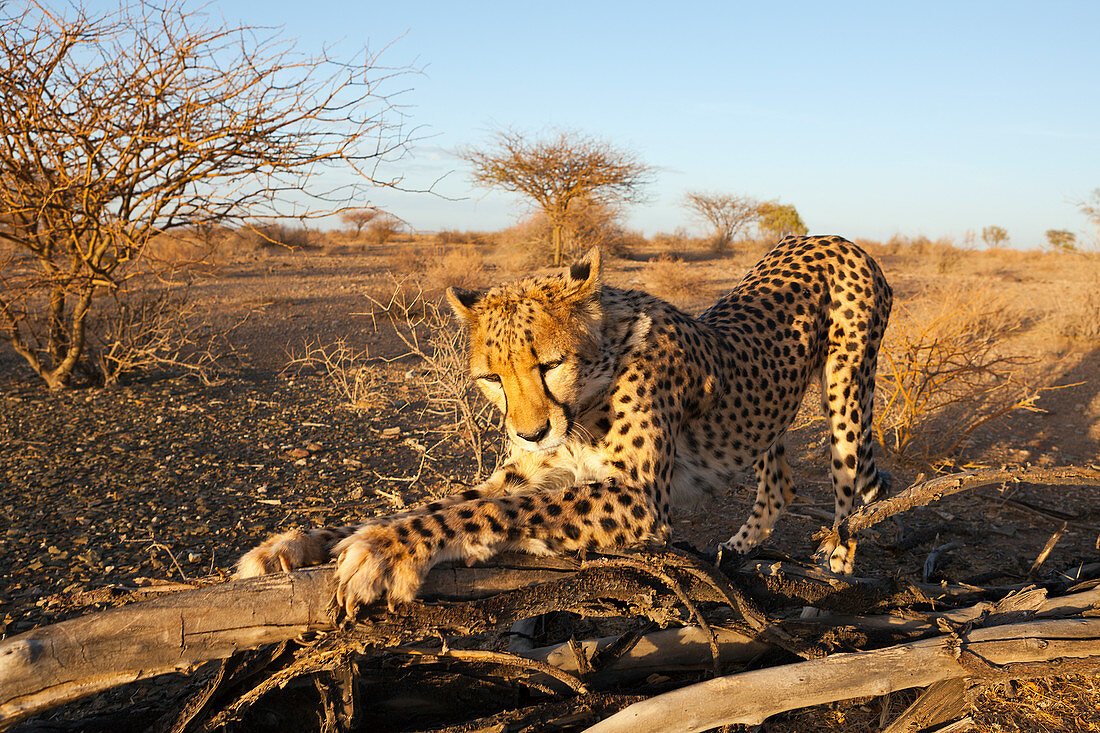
[447, 248, 603, 452]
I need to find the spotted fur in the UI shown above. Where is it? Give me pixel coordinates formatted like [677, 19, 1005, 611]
[237, 235, 893, 614]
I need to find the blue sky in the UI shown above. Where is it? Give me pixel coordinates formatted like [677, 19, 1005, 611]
[178, 3, 1100, 245]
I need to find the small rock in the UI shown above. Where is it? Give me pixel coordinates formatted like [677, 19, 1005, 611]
[294, 458, 307, 466]
[305, 442, 323, 453]
[285, 448, 310, 459]
[381, 427, 401, 438]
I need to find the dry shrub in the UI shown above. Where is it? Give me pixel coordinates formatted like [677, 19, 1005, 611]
[500, 198, 637, 266]
[285, 339, 385, 410]
[89, 283, 235, 385]
[364, 281, 502, 481]
[422, 245, 490, 293]
[490, 230, 547, 273]
[650, 228, 691, 256]
[247, 223, 321, 250]
[366, 214, 403, 244]
[389, 244, 427, 274]
[874, 286, 1050, 466]
[436, 230, 492, 246]
[647, 254, 701, 303]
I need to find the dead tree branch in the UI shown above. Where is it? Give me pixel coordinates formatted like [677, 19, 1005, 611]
[842, 466, 1100, 535]
[585, 619, 1100, 733]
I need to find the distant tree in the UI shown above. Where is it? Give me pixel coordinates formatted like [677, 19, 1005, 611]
[342, 209, 380, 238]
[367, 214, 403, 244]
[1045, 229, 1077, 252]
[460, 128, 652, 265]
[0, 2, 410, 389]
[682, 192, 759, 252]
[981, 226, 1009, 248]
[756, 202, 808, 241]
[1075, 188, 1100, 248]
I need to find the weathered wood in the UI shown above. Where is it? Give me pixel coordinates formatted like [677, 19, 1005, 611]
[881, 678, 985, 733]
[842, 466, 1100, 536]
[523, 626, 770, 684]
[4, 550, 1099, 729]
[0, 559, 575, 728]
[520, 585, 1100, 686]
[583, 619, 1100, 733]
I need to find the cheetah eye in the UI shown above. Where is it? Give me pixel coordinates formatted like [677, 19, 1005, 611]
[539, 358, 564, 374]
[475, 373, 501, 384]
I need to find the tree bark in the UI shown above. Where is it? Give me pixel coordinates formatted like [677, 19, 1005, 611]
[842, 466, 1100, 536]
[583, 619, 1100, 733]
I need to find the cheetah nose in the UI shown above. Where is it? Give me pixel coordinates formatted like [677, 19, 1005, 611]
[515, 422, 551, 444]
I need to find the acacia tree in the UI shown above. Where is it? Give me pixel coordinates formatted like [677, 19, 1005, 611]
[341, 208, 381, 238]
[682, 191, 759, 251]
[0, 1, 411, 389]
[756, 201, 808, 241]
[460, 129, 651, 265]
[1045, 229, 1077, 252]
[981, 226, 1009, 248]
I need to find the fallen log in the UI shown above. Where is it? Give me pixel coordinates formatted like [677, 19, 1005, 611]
[10, 546, 1071, 728]
[518, 584, 1100, 685]
[583, 618, 1100, 733]
[0, 555, 578, 729]
[841, 465, 1100, 535]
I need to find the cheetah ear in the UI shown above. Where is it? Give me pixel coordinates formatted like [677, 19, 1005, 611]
[446, 286, 483, 323]
[565, 247, 601, 298]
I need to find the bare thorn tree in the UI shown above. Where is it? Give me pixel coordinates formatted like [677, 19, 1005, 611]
[682, 191, 759, 252]
[460, 129, 652, 266]
[0, 0, 415, 389]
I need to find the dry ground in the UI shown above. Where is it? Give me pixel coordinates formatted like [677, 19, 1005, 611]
[2, 236, 1099, 731]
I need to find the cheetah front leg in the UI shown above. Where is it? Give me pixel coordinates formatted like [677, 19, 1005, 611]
[235, 465, 532, 578]
[330, 479, 659, 614]
[720, 439, 795, 557]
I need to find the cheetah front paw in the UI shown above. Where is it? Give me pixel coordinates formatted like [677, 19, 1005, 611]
[331, 524, 431, 616]
[235, 529, 331, 578]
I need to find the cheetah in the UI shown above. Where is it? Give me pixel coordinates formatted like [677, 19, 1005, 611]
[237, 235, 893, 615]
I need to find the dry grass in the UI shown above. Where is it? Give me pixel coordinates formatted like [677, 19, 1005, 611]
[646, 254, 708, 304]
[422, 244, 491, 293]
[873, 286, 1050, 467]
[972, 676, 1100, 732]
[1048, 261, 1100, 346]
